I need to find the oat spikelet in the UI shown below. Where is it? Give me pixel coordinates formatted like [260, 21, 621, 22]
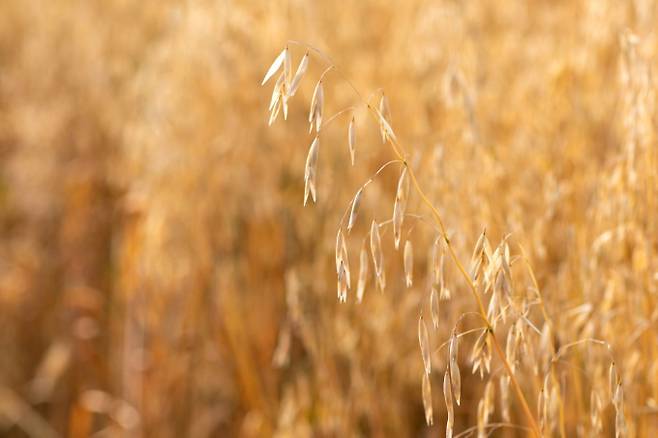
[471, 330, 485, 376]
[268, 72, 285, 126]
[337, 259, 348, 302]
[539, 374, 550, 433]
[486, 287, 500, 330]
[613, 383, 627, 438]
[315, 84, 324, 132]
[430, 286, 440, 329]
[432, 238, 450, 300]
[476, 380, 494, 438]
[469, 255, 483, 282]
[370, 220, 385, 291]
[357, 243, 368, 303]
[309, 80, 324, 133]
[500, 375, 511, 422]
[615, 408, 627, 438]
[590, 390, 603, 434]
[613, 380, 623, 407]
[609, 362, 618, 400]
[261, 47, 287, 85]
[340, 233, 351, 287]
[443, 368, 454, 438]
[268, 97, 282, 126]
[380, 115, 397, 143]
[335, 229, 350, 302]
[348, 116, 356, 165]
[537, 386, 545, 433]
[470, 329, 491, 379]
[476, 399, 486, 438]
[484, 379, 496, 409]
[549, 380, 560, 434]
[272, 322, 291, 368]
[392, 167, 409, 249]
[379, 93, 393, 143]
[449, 366, 462, 406]
[472, 229, 487, 259]
[449, 331, 459, 365]
[289, 52, 308, 96]
[449, 331, 461, 405]
[335, 229, 343, 274]
[403, 240, 413, 287]
[269, 72, 285, 112]
[422, 372, 434, 426]
[418, 314, 431, 375]
[432, 237, 444, 286]
[303, 136, 320, 205]
[345, 247, 352, 288]
[469, 229, 487, 281]
[282, 86, 289, 120]
[347, 187, 363, 233]
[505, 323, 520, 373]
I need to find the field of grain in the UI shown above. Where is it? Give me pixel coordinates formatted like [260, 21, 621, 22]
[1, 1, 657, 437]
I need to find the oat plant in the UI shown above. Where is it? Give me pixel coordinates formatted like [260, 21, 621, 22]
[262, 42, 625, 438]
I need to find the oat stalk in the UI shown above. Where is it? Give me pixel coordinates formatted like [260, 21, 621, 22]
[276, 40, 542, 437]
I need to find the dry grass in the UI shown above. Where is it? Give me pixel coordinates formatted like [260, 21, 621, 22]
[1, 0, 658, 437]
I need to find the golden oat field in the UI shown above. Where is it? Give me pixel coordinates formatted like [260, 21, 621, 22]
[1, 1, 658, 437]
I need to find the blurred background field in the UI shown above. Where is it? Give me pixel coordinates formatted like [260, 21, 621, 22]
[1, 0, 658, 436]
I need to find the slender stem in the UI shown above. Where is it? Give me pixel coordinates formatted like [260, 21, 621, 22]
[554, 338, 611, 362]
[338, 159, 403, 229]
[378, 213, 440, 235]
[320, 107, 356, 133]
[434, 324, 487, 355]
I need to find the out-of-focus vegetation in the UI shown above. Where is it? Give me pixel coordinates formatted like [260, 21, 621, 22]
[0, 0, 657, 436]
